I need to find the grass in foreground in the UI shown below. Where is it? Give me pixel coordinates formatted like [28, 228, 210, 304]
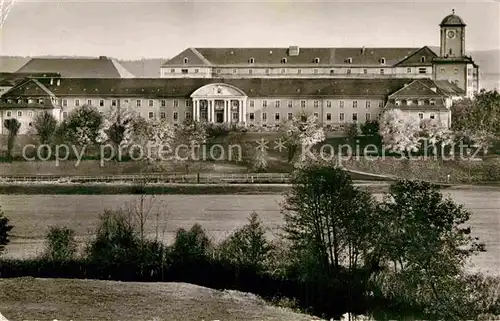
[0, 278, 321, 321]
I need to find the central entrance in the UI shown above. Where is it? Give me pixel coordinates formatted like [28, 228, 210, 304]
[215, 111, 224, 123]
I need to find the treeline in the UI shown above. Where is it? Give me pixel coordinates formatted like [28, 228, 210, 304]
[1, 164, 500, 320]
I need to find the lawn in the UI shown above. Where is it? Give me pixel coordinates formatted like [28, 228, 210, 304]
[0, 278, 322, 321]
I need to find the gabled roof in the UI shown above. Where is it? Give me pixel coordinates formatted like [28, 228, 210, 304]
[1, 78, 425, 99]
[3, 78, 56, 98]
[16, 57, 135, 78]
[389, 80, 444, 98]
[162, 47, 424, 67]
[395, 46, 438, 67]
[0, 72, 61, 86]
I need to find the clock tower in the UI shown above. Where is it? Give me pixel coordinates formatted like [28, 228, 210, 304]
[440, 9, 466, 58]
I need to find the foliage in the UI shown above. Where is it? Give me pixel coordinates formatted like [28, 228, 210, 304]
[173, 121, 208, 172]
[3, 118, 21, 160]
[0, 207, 13, 256]
[32, 112, 58, 145]
[279, 113, 326, 162]
[252, 147, 268, 172]
[170, 224, 211, 262]
[60, 105, 104, 146]
[216, 212, 272, 272]
[282, 164, 378, 282]
[344, 123, 360, 146]
[43, 226, 78, 262]
[360, 120, 380, 136]
[97, 104, 138, 149]
[379, 109, 420, 156]
[371, 179, 486, 320]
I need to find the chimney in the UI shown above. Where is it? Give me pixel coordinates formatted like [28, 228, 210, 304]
[361, 46, 366, 55]
[99, 56, 107, 60]
[56, 79, 60, 86]
[288, 46, 299, 56]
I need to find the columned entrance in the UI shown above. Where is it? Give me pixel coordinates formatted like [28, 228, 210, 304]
[190, 83, 247, 125]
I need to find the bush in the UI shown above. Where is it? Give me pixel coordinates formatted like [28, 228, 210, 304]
[0, 207, 13, 256]
[215, 212, 272, 272]
[170, 223, 211, 262]
[43, 226, 77, 262]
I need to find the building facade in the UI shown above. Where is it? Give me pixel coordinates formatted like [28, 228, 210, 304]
[160, 11, 479, 99]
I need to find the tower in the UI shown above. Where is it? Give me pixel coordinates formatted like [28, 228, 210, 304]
[439, 9, 466, 58]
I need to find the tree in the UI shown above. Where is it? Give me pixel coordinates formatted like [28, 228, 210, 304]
[61, 105, 103, 147]
[3, 118, 21, 160]
[360, 120, 380, 136]
[451, 90, 500, 152]
[419, 118, 454, 155]
[97, 104, 138, 156]
[0, 207, 13, 256]
[43, 226, 77, 262]
[33, 112, 58, 145]
[371, 180, 487, 320]
[344, 123, 360, 149]
[279, 112, 325, 162]
[379, 109, 420, 157]
[251, 147, 268, 172]
[281, 164, 378, 281]
[173, 120, 208, 173]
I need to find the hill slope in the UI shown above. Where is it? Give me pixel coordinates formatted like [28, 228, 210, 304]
[0, 278, 323, 321]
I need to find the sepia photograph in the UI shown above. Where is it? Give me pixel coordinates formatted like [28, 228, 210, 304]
[0, 0, 499, 320]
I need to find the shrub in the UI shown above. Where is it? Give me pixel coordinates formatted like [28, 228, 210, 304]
[0, 207, 13, 256]
[170, 223, 211, 262]
[43, 226, 78, 262]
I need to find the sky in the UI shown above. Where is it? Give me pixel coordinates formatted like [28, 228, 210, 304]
[0, 0, 499, 60]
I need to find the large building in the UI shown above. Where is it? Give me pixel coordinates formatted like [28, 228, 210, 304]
[0, 11, 473, 135]
[161, 10, 479, 99]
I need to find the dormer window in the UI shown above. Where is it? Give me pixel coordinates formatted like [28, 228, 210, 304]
[380, 57, 386, 64]
[395, 99, 401, 106]
[430, 99, 436, 106]
[314, 57, 320, 64]
[183, 57, 189, 64]
[249, 57, 255, 64]
[420, 56, 426, 63]
[281, 57, 287, 64]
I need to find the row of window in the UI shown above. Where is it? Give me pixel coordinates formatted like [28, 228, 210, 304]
[394, 99, 436, 106]
[168, 67, 428, 75]
[251, 112, 371, 122]
[439, 67, 461, 74]
[182, 56, 428, 65]
[4, 110, 48, 117]
[250, 100, 384, 108]
[66, 99, 192, 108]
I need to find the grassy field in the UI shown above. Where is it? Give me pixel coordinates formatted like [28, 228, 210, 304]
[0, 278, 322, 321]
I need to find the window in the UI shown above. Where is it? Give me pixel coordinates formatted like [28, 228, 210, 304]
[249, 100, 254, 108]
[17, 111, 22, 117]
[418, 100, 424, 106]
[28, 111, 33, 117]
[418, 67, 427, 74]
[194, 69, 199, 73]
[111, 100, 117, 107]
[326, 113, 332, 121]
[430, 113, 435, 119]
[281, 69, 285, 74]
[160, 112, 166, 119]
[181, 69, 188, 74]
[468, 69, 472, 76]
[173, 100, 179, 108]
[366, 101, 371, 108]
[406, 68, 412, 74]
[353, 101, 358, 108]
[275, 113, 280, 121]
[39, 98, 45, 104]
[288, 101, 293, 108]
[6, 111, 11, 117]
[63, 112, 68, 119]
[173, 112, 179, 121]
[75, 99, 80, 106]
[149, 100, 154, 107]
[395, 99, 401, 106]
[339, 112, 345, 121]
[265, 69, 270, 75]
[297, 69, 302, 74]
[99, 99, 104, 107]
[28, 99, 34, 104]
[275, 100, 280, 108]
[346, 58, 352, 64]
[363, 69, 368, 74]
[185, 100, 192, 107]
[378, 101, 384, 107]
[161, 100, 166, 107]
[380, 69, 384, 75]
[340, 101, 345, 108]
[314, 101, 319, 108]
[137, 100, 142, 107]
[300, 100, 306, 108]
[124, 99, 129, 103]
[63, 99, 67, 106]
[454, 68, 459, 74]
[347, 69, 351, 74]
[327, 101, 331, 108]
[183, 57, 189, 64]
[313, 112, 319, 118]
[249, 58, 255, 64]
[16, 99, 22, 104]
[287, 113, 293, 120]
[449, 49, 452, 55]
[87, 99, 92, 105]
[281, 58, 287, 63]
[262, 100, 267, 108]
[380, 58, 386, 64]
[249, 113, 255, 121]
[185, 112, 192, 121]
[430, 99, 435, 106]
[232, 69, 237, 74]
[352, 113, 358, 122]
[418, 113, 424, 119]
[262, 112, 267, 122]
[216, 68, 221, 74]
[148, 112, 154, 119]
[420, 56, 426, 63]
[330, 69, 335, 75]
[170, 69, 175, 73]
[314, 57, 320, 63]
[314, 69, 318, 75]
[440, 68, 446, 73]
[365, 113, 371, 121]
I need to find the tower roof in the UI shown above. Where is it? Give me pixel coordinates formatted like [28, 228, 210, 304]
[440, 10, 466, 26]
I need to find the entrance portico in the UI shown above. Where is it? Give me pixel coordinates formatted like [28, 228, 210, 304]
[190, 83, 247, 124]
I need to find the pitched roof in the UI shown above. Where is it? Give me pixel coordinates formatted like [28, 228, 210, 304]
[2, 78, 425, 99]
[162, 47, 424, 67]
[395, 46, 438, 66]
[389, 80, 444, 98]
[2, 78, 56, 98]
[0, 72, 61, 86]
[16, 57, 135, 78]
